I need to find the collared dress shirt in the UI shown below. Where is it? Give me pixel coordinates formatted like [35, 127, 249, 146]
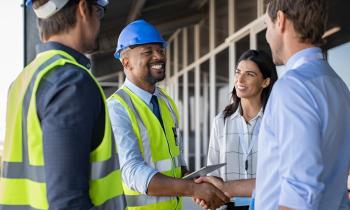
[255, 47, 350, 210]
[107, 78, 187, 194]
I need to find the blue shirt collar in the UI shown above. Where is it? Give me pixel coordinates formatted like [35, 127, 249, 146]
[36, 41, 91, 69]
[123, 78, 160, 106]
[286, 47, 323, 71]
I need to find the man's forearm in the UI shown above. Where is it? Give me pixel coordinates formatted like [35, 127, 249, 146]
[147, 173, 195, 196]
[224, 178, 255, 197]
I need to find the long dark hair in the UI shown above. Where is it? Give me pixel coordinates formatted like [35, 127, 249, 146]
[223, 49, 278, 120]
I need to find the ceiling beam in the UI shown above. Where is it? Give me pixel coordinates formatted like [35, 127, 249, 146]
[96, 12, 203, 54]
[126, 0, 147, 24]
[190, 0, 208, 9]
[142, 0, 186, 12]
[156, 13, 203, 35]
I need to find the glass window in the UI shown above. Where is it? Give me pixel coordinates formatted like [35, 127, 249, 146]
[235, 35, 250, 63]
[187, 26, 195, 65]
[173, 40, 178, 75]
[178, 31, 184, 70]
[215, 48, 230, 114]
[169, 41, 174, 77]
[178, 75, 184, 129]
[199, 3, 210, 57]
[328, 42, 350, 89]
[187, 69, 196, 171]
[200, 60, 210, 164]
[235, 0, 257, 32]
[215, 0, 229, 46]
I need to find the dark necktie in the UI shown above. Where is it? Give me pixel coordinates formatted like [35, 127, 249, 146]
[150, 95, 164, 128]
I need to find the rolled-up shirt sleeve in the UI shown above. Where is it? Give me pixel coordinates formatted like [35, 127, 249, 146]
[107, 99, 158, 194]
[273, 79, 325, 209]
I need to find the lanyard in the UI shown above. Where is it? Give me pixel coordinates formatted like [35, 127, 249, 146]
[220, 109, 261, 180]
[291, 52, 324, 70]
[239, 116, 258, 179]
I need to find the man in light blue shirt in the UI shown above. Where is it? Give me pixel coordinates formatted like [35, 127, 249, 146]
[255, 0, 350, 209]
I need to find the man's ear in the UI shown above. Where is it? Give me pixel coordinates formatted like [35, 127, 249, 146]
[276, 10, 286, 33]
[77, 0, 89, 21]
[120, 57, 130, 71]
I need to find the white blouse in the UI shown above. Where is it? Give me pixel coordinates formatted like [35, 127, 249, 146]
[207, 106, 263, 181]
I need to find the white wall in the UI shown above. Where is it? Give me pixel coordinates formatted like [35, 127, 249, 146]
[328, 42, 350, 89]
[0, 1, 23, 148]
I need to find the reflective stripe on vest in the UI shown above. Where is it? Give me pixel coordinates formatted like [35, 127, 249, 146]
[0, 195, 126, 210]
[0, 50, 125, 210]
[1, 138, 120, 181]
[110, 87, 182, 209]
[125, 194, 176, 207]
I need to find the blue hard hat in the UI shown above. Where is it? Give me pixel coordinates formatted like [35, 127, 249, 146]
[25, 0, 33, 6]
[96, 0, 109, 7]
[114, 19, 166, 59]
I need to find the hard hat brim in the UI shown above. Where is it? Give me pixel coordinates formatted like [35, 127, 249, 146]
[97, 0, 109, 7]
[25, 0, 32, 7]
[114, 42, 167, 59]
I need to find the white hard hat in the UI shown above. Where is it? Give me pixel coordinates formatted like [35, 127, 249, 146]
[25, 0, 109, 19]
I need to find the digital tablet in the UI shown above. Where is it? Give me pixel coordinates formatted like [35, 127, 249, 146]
[182, 163, 226, 180]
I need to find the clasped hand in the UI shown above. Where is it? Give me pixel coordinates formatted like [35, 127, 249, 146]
[192, 176, 230, 210]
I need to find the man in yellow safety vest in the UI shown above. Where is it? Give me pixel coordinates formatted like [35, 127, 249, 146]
[0, 0, 125, 209]
[107, 19, 229, 210]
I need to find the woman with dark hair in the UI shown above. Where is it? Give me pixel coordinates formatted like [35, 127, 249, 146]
[206, 49, 278, 210]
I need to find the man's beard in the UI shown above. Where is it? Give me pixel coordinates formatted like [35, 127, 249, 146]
[146, 71, 165, 85]
[146, 62, 166, 84]
[85, 35, 100, 54]
[272, 55, 283, 66]
[271, 46, 284, 66]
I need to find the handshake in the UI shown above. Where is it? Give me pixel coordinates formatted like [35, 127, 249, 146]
[147, 167, 254, 210]
[191, 176, 230, 210]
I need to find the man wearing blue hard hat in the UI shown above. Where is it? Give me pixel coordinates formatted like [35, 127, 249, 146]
[0, 0, 126, 210]
[107, 19, 229, 210]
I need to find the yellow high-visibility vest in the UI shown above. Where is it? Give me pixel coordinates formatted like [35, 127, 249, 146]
[109, 86, 183, 210]
[0, 49, 126, 210]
